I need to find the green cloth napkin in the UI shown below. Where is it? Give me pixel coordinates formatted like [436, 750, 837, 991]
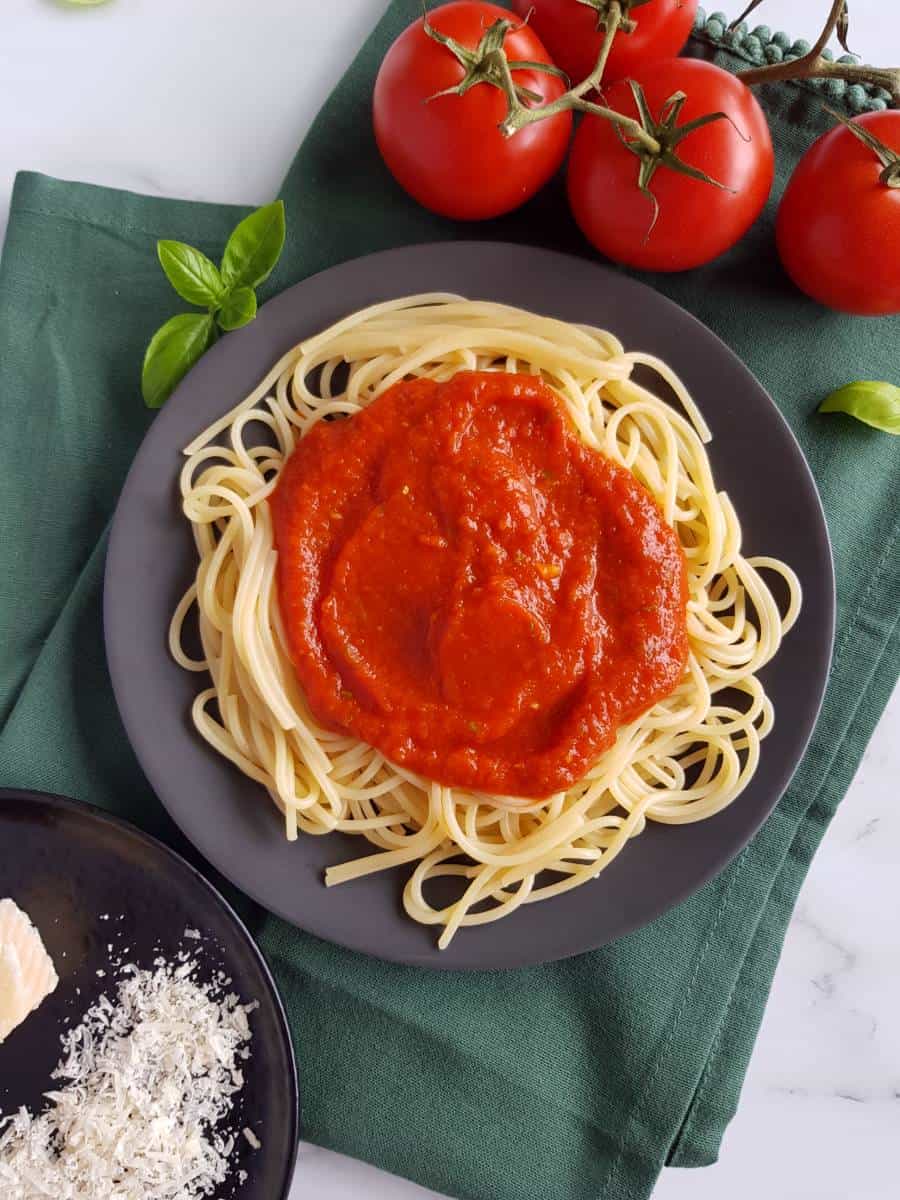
[1, 6, 897, 1198]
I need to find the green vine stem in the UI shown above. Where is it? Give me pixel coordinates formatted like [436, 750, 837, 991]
[576, 0, 653, 37]
[825, 104, 900, 187]
[735, 0, 900, 104]
[496, 1, 662, 153]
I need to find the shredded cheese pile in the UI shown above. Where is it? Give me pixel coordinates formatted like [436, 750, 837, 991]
[0, 959, 256, 1199]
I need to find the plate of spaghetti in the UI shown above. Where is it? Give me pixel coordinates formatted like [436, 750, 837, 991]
[105, 242, 833, 969]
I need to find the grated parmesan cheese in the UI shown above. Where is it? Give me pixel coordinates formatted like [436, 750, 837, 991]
[0, 957, 256, 1199]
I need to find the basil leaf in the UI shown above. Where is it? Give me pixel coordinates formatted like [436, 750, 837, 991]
[141, 313, 216, 409]
[216, 286, 258, 332]
[220, 201, 285, 292]
[157, 240, 225, 307]
[819, 381, 900, 436]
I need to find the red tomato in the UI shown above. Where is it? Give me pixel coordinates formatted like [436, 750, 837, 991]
[511, 0, 698, 86]
[567, 59, 774, 271]
[777, 111, 900, 316]
[374, 2, 572, 220]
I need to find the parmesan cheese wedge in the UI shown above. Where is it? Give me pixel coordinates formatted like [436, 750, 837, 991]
[0, 898, 58, 1043]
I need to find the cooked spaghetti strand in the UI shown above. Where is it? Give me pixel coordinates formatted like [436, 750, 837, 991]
[172, 298, 800, 947]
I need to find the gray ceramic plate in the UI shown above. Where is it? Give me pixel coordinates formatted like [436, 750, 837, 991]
[104, 242, 834, 971]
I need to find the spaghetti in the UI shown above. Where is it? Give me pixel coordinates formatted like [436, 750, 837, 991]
[171, 297, 801, 948]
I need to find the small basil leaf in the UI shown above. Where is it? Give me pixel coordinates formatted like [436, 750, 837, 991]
[216, 286, 258, 332]
[141, 313, 216, 409]
[220, 201, 285, 292]
[157, 240, 225, 307]
[819, 381, 900, 436]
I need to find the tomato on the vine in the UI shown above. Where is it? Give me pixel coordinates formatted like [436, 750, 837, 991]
[511, 0, 698, 86]
[567, 58, 774, 272]
[777, 111, 900, 317]
[373, 2, 572, 220]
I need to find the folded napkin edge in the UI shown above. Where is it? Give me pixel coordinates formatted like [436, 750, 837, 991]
[7, 170, 251, 250]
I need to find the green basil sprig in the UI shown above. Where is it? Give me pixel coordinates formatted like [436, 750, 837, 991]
[217, 287, 258, 332]
[819, 381, 900, 436]
[157, 242, 225, 309]
[141, 201, 285, 409]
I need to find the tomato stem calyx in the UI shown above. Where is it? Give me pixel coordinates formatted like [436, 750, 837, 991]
[421, 11, 567, 108]
[607, 81, 737, 239]
[824, 105, 900, 189]
[575, 0, 652, 37]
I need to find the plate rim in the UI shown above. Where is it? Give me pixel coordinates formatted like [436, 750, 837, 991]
[0, 786, 300, 1198]
[104, 239, 836, 971]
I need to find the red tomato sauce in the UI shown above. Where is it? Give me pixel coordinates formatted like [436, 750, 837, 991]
[271, 371, 688, 798]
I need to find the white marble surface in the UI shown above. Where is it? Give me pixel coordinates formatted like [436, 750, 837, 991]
[2, 2, 897, 1198]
